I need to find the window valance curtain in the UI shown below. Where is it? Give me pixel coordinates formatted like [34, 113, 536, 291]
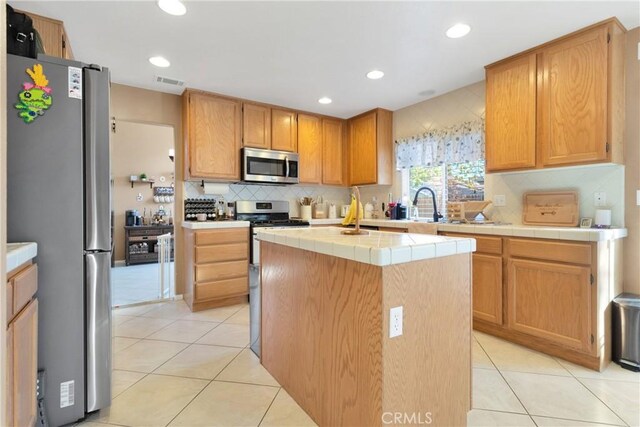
[395, 119, 485, 169]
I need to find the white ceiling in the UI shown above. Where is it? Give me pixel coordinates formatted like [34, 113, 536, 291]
[13, 1, 640, 118]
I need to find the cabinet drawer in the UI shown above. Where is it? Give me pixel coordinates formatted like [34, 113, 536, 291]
[196, 260, 248, 282]
[128, 228, 170, 237]
[196, 277, 248, 301]
[12, 264, 38, 315]
[509, 238, 591, 265]
[195, 228, 248, 246]
[196, 243, 248, 263]
[6, 280, 14, 325]
[443, 233, 502, 255]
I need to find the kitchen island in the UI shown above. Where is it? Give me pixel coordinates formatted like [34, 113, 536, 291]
[256, 227, 475, 426]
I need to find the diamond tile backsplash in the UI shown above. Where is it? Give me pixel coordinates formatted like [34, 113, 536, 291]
[184, 182, 351, 217]
[484, 164, 625, 227]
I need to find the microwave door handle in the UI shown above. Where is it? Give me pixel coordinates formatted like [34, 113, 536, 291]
[285, 156, 290, 177]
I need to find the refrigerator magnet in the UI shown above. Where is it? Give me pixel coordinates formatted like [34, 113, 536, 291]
[15, 64, 53, 124]
[68, 66, 83, 99]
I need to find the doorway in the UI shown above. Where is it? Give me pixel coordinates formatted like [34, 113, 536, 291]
[110, 119, 176, 307]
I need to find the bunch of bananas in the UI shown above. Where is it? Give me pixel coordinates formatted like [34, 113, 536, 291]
[341, 195, 364, 225]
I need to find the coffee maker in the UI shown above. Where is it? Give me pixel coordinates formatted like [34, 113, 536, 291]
[125, 210, 139, 226]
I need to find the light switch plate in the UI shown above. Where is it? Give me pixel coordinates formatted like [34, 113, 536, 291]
[594, 192, 607, 207]
[637, 190, 640, 206]
[493, 195, 506, 207]
[390, 306, 403, 338]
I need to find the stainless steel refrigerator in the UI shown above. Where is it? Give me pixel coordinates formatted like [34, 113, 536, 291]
[7, 54, 112, 426]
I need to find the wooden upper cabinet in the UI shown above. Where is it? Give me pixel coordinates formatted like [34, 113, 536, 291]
[322, 119, 346, 186]
[507, 259, 593, 353]
[271, 109, 298, 152]
[21, 11, 74, 59]
[539, 27, 608, 166]
[242, 103, 271, 149]
[485, 19, 625, 172]
[348, 109, 393, 186]
[298, 114, 323, 184]
[485, 54, 537, 171]
[184, 91, 242, 181]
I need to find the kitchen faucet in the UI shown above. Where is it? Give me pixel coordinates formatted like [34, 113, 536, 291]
[412, 186, 444, 223]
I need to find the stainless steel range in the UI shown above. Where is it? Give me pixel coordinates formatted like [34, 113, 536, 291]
[235, 200, 309, 357]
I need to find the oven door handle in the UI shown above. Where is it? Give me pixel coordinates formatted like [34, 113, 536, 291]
[285, 156, 290, 178]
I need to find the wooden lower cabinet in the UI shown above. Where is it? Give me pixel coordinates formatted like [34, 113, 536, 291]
[6, 262, 39, 427]
[473, 254, 503, 325]
[441, 232, 619, 370]
[184, 228, 249, 311]
[507, 259, 593, 353]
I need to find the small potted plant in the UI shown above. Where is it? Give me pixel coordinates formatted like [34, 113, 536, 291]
[140, 173, 148, 182]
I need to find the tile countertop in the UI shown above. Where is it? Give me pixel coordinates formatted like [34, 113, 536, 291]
[181, 221, 250, 229]
[6, 242, 38, 273]
[256, 227, 475, 266]
[306, 219, 627, 242]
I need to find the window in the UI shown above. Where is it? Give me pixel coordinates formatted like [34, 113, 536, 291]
[406, 159, 485, 220]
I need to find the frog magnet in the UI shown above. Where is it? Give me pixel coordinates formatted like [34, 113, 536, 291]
[15, 64, 53, 123]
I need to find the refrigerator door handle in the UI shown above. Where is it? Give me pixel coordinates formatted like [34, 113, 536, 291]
[84, 67, 112, 251]
[85, 252, 112, 412]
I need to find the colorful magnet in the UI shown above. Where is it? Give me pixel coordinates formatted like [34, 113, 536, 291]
[15, 64, 53, 123]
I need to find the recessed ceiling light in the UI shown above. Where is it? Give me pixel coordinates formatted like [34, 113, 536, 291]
[446, 23, 471, 39]
[158, 0, 186, 16]
[318, 97, 332, 104]
[149, 56, 171, 68]
[366, 70, 385, 80]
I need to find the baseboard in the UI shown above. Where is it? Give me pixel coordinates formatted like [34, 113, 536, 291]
[114, 260, 126, 267]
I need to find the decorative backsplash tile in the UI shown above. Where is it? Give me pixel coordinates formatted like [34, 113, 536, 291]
[484, 164, 625, 227]
[184, 181, 350, 217]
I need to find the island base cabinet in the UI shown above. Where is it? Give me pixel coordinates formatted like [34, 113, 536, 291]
[260, 242, 472, 426]
[507, 259, 593, 353]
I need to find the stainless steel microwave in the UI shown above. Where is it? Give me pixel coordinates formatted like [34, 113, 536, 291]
[242, 148, 299, 184]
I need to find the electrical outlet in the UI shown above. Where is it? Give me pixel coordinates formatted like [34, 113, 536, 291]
[637, 190, 640, 206]
[594, 192, 607, 207]
[136, 193, 143, 202]
[493, 195, 506, 207]
[389, 306, 403, 338]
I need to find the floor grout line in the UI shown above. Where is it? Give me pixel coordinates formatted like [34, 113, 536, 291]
[474, 338, 532, 416]
[258, 387, 283, 426]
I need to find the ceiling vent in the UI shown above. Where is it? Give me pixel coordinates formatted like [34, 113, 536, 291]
[154, 75, 185, 87]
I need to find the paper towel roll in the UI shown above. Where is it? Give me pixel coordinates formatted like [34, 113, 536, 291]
[595, 209, 611, 227]
[203, 183, 230, 195]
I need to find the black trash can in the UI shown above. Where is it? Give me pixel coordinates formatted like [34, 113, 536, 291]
[612, 293, 640, 372]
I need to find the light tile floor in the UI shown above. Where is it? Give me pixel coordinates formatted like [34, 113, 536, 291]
[111, 263, 174, 307]
[79, 300, 639, 427]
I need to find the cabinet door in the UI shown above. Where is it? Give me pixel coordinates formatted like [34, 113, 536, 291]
[507, 259, 593, 353]
[27, 13, 63, 57]
[188, 93, 241, 180]
[242, 103, 271, 149]
[473, 254, 503, 325]
[7, 323, 14, 426]
[11, 299, 38, 427]
[298, 114, 322, 184]
[322, 119, 345, 185]
[348, 111, 377, 185]
[485, 54, 537, 171]
[271, 109, 298, 152]
[539, 27, 608, 166]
